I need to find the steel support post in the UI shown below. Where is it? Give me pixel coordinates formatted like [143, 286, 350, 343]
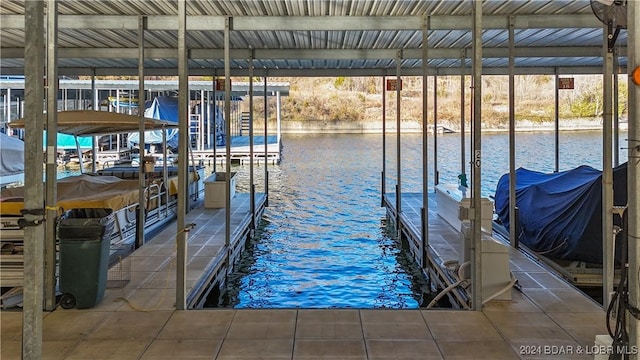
[471, 0, 483, 311]
[264, 74, 269, 206]
[176, 0, 188, 310]
[91, 74, 97, 172]
[461, 50, 466, 182]
[433, 71, 438, 186]
[249, 54, 256, 228]
[136, 16, 146, 249]
[381, 73, 386, 207]
[44, 0, 58, 311]
[213, 71, 217, 172]
[224, 17, 232, 248]
[23, 1, 45, 358]
[395, 51, 402, 237]
[508, 16, 517, 248]
[276, 91, 282, 151]
[602, 23, 615, 310]
[555, 68, 560, 173]
[422, 18, 430, 269]
[614, 51, 620, 167]
[627, 0, 640, 353]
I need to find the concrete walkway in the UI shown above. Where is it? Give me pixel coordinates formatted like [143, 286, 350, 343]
[1, 303, 605, 359]
[1, 193, 608, 359]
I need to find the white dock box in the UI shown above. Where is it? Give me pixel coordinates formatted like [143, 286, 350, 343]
[460, 222, 512, 302]
[435, 184, 493, 232]
[204, 172, 237, 208]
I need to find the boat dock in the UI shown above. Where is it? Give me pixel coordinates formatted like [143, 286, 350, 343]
[1, 191, 608, 359]
[191, 135, 282, 166]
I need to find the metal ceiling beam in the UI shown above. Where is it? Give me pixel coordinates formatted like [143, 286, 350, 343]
[0, 46, 621, 60]
[0, 65, 617, 77]
[0, 14, 602, 31]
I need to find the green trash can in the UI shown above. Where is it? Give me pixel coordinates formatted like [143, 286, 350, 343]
[58, 208, 115, 309]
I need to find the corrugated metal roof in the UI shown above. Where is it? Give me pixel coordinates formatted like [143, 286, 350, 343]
[0, 0, 628, 76]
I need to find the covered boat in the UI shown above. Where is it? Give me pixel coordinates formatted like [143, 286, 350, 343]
[494, 163, 627, 264]
[0, 132, 24, 187]
[127, 96, 226, 149]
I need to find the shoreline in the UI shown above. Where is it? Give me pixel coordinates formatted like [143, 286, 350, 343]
[275, 120, 628, 135]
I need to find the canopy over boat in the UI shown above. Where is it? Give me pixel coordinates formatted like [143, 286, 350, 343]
[10, 110, 176, 137]
[494, 163, 627, 264]
[1, 174, 139, 215]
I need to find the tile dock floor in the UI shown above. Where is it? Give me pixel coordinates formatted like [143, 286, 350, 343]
[1, 193, 608, 359]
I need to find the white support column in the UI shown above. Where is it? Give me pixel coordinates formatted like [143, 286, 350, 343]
[5, 89, 10, 127]
[44, 0, 58, 311]
[23, 1, 45, 358]
[602, 22, 615, 310]
[471, 0, 483, 311]
[176, 1, 188, 310]
[94, 69, 99, 110]
[200, 89, 205, 151]
[116, 88, 120, 113]
[276, 90, 282, 150]
[627, 0, 640, 352]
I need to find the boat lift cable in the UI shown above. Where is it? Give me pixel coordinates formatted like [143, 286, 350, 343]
[606, 207, 629, 360]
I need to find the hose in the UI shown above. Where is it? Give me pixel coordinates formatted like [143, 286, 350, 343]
[457, 261, 471, 280]
[482, 270, 517, 305]
[426, 279, 468, 308]
[432, 259, 516, 307]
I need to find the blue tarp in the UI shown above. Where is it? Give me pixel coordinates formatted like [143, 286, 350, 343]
[43, 131, 93, 149]
[494, 163, 627, 264]
[127, 96, 225, 148]
[127, 96, 180, 148]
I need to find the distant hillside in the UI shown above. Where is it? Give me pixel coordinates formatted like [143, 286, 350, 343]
[247, 74, 627, 130]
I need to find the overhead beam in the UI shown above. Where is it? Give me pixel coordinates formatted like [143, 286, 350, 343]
[0, 65, 620, 78]
[0, 14, 602, 31]
[0, 46, 620, 60]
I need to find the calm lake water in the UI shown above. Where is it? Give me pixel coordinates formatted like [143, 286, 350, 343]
[222, 130, 629, 309]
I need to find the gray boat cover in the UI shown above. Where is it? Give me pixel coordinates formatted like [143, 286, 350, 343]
[0, 132, 24, 176]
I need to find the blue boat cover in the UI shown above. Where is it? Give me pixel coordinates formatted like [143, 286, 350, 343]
[128, 96, 226, 148]
[127, 96, 180, 148]
[494, 163, 627, 264]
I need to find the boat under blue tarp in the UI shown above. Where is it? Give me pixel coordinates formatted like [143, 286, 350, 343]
[494, 163, 627, 264]
[127, 96, 226, 148]
[127, 96, 180, 148]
